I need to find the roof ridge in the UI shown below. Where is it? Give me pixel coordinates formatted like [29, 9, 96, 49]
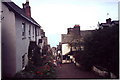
[2, 2, 41, 27]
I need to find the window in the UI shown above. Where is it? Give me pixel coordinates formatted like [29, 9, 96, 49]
[38, 29, 40, 36]
[33, 26, 34, 35]
[38, 28, 40, 36]
[38, 39, 42, 43]
[22, 54, 25, 69]
[22, 23, 26, 36]
[81, 46, 84, 51]
[37, 28, 39, 36]
[29, 25, 31, 36]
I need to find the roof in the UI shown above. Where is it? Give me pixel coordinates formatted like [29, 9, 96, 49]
[61, 34, 74, 44]
[80, 30, 94, 37]
[100, 23, 110, 27]
[99, 20, 119, 28]
[61, 34, 81, 44]
[2, 2, 41, 27]
[111, 20, 119, 25]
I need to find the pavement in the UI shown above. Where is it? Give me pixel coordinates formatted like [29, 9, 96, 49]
[55, 63, 103, 79]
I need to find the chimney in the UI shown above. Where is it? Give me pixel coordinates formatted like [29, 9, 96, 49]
[22, 0, 31, 17]
[74, 25, 80, 35]
[67, 28, 70, 34]
[106, 18, 111, 24]
[67, 28, 73, 34]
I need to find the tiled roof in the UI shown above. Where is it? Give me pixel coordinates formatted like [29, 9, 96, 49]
[2, 2, 41, 27]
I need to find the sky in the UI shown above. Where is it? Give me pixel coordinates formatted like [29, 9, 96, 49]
[11, 0, 118, 47]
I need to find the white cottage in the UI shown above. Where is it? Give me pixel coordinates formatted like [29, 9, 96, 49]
[1, 0, 42, 78]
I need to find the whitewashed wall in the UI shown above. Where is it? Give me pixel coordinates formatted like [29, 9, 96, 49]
[36, 27, 41, 45]
[2, 3, 16, 78]
[2, 2, 42, 78]
[62, 44, 71, 55]
[15, 16, 42, 72]
[15, 16, 30, 72]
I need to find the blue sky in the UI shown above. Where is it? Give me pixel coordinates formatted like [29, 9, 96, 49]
[11, 0, 118, 47]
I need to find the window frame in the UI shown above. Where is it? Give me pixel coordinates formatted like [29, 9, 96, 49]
[22, 23, 25, 36]
[22, 54, 25, 69]
[22, 22, 26, 39]
[29, 25, 31, 36]
[32, 26, 34, 37]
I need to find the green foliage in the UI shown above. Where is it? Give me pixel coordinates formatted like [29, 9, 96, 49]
[86, 26, 118, 76]
[75, 26, 119, 77]
[14, 45, 56, 79]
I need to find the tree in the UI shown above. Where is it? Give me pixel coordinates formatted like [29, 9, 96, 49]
[74, 24, 119, 78]
[83, 25, 119, 77]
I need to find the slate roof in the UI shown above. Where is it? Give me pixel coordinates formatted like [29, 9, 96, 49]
[2, 2, 41, 27]
[61, 34, 74, 44]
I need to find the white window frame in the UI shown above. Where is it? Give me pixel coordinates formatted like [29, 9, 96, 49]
[33, 26, 34, 37]
[22, 22, 26, 39]
[29, 25, 31, 36]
